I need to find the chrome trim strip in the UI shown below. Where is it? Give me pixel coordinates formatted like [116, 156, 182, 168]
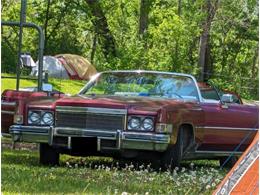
[1, 101, 16, 106]
[54, 127, 117, 138]
[1, 110, 15, 115]
[56, 106, 127, 115]
[189, 108, 203, 111]
[54, 127, 170, 144]
[195, 150, 243, 155]
[195, 126, 258, 131]
[122, 132, 170, 143]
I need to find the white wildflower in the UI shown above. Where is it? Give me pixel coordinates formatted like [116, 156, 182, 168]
[215, 178, 220, 183]
[190, 162, 194, 169]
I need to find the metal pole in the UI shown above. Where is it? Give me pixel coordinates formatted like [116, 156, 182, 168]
[16, 0, 27, 91]
[37, 24, 44, 91]
[2, 21, 44, 91]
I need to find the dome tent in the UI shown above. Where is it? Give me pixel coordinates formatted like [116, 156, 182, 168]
[31, 54, 97, 80]
[31, 56, 69, 79]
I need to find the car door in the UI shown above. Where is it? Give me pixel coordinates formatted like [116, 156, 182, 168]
[198, 101, 258, 153]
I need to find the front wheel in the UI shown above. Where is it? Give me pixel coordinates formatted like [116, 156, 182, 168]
[161, 128, 184, 170]
[39, 143, 60, 166]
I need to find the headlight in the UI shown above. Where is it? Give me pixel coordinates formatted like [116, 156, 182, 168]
[127, 116, 154, 131]
[128, 117, 141, 130]
[28, 110, 54, 126]
[141, 118, 154, 131]
[41, 112, 54, 125]
[28, 111, 41, 124]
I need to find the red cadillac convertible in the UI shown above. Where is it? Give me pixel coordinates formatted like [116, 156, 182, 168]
[4, 71, 258, 168]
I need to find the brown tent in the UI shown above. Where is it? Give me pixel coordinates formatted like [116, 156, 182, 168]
[55, 54, 97, 80]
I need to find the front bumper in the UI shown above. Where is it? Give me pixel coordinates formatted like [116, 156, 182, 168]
[9, 125, 170, 152]
[9, 125, 53, 144]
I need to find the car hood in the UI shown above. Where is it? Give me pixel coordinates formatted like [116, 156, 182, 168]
[27, 96, 60, 110]
[55, 94, 198, 115]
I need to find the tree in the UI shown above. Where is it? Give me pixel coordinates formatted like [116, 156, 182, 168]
[85, 0, 116, 60]
[138, 0, 151, 36]
[198, 0, 219, 81]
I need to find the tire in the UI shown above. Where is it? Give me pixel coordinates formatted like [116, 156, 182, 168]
[39, 143, 60, 166]
[219, 156, 238, 168]
[161, 127, 185, 170]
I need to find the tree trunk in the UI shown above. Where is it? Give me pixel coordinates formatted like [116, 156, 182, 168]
[139, 0, 150, 36]
[86, 0, 116, 59]
[90, 34, 97, 64]
[44, 0, 51, 53]
[198, 0, 219, 81]
[45, 1, 70, 54]
[251, 46, 258, 79]
[178, 0, 182, 16]
[173, 0, 182, 71]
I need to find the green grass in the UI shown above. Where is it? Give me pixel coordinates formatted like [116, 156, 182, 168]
[2, 143, 228, 195]
[1, 74, 87, 95]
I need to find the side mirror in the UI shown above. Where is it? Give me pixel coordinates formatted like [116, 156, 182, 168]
[42, 83, 53, 92]
[221, 94, 233, 103]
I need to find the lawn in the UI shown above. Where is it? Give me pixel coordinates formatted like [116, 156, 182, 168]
[2, 139, 228, 195]
[1, 74, 86, 94]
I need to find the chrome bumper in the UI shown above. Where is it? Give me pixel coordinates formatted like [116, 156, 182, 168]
[9, 125, 52, 144]
[9, 125, 170, 152]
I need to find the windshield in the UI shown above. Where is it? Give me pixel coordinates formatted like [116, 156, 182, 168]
[81, 72, 199, 100]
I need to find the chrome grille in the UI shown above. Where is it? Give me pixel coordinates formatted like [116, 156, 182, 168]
[55, 106, 126, 131]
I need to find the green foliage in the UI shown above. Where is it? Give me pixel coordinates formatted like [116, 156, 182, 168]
[1, 0, 258, 99]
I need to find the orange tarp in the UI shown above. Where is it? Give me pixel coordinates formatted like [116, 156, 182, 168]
[213, 131, 259, 195]
[56, 54, 97, 80]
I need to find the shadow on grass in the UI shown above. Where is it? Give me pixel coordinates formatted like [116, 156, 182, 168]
[2, 147, 222, 172]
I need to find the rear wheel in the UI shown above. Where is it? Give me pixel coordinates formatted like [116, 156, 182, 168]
[219, 156, 238, 168]
[39, 143, 60, 166]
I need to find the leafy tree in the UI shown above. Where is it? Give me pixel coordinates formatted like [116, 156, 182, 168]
[1, 0, 258, 99]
